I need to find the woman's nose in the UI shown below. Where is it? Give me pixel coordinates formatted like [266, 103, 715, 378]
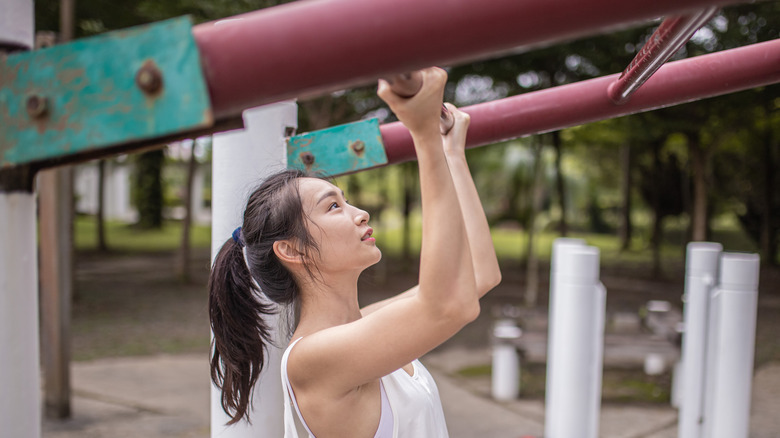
[354, 206, 369, 224]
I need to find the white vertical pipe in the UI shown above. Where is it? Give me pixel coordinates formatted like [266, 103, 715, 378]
[492, 320, 523, 401]
[544, 238, 585, 438]
[588, 281, 606, 435]
[0, 0, 33, 49]
[703, 253, 760, 438]
[679, 242, 722, 438]
[1, 3, 38, 436]
[491, 343, 520, 400]
[0, 194, 40, 438]
[545, 245, 603, 438]
[210, 101, 297, 438]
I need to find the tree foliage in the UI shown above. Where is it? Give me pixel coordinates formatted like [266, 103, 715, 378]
[34, 1, 780, 261]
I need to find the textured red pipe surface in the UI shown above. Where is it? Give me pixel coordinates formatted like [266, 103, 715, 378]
[380, 39, 780, 165]
[607, 7, 718, 104]
[193, 0, 742, 120]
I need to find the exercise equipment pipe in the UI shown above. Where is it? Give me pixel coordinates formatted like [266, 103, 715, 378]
[380, 38, 780, 165]
[608, 7, 719, 104]
[193, 0, 747, 121]
[385, 72, 455, 134]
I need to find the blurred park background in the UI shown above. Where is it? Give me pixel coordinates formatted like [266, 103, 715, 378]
[33, 0, 779, 409]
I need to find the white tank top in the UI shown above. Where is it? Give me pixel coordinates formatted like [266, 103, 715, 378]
[281, 338, 450, 438]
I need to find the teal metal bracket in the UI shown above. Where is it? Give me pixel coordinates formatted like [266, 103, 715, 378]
[0, 16, 212, 168]
[287, 118, 388, 177]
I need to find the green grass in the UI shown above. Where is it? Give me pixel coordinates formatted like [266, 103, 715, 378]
[74, 212, 759, 267]
[455, 363, 671, 404]
[74, 215, 211, 252]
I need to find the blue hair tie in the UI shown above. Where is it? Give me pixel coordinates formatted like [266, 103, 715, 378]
[232, 227, 244, 248]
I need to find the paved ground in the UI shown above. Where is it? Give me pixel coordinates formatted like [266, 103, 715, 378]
[42, 250, 779, 437]
[42, 347, 780, 438]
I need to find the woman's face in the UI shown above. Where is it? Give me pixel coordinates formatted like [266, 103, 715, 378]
[298, 178, 382, 273]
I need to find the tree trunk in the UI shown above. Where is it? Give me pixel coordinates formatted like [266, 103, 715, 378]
[619, 143, 632, 251]
[688, 133, 709, 242]
[401, 162, 416, 269]
[96, 160, 107, 251]
[761, 100, 777, 265]
[650, 140, 664, 277]
[552, 131, 568, 236]
[133, 149, 165, 229]
[525, 140, 545, 308]
[178, 144, 197, 282]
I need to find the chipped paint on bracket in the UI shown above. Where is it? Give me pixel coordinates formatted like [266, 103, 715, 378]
[286, 118, 388, 177]
[0, 16, 212, 167]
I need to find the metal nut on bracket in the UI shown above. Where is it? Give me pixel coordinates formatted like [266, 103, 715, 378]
[136, 60, 163, 95]
[300, 152, 315, 165]
[350, 140, 365, 154]
[26, 95, 49, 119]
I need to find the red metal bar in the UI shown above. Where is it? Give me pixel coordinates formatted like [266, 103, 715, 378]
[193, 0, 745, 121]
[380, 39, 780, 165]
[384, 72, 454, 133]
[608, 7, 719, 104]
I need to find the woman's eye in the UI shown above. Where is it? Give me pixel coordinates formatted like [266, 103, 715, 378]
[329, 202, 339, 211]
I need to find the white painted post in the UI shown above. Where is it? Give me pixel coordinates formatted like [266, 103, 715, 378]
[0, 194, 40, 438]
[678, 242, 722, 438]
[588, 280, 606, 432]
[1, 3, 39, 437]
[0, 0, 33, 50]
[545, 238, 585, 438]
[703, 253, 760, 438]
[545, 243, 604, 438]
[492, 320, 523, 401]
[210, 101, 297, 438]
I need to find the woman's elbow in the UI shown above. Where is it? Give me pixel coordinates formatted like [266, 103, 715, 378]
[477, 270, 502, 296]
[464, 299, 481, 323]
[441, 290, 481, 325]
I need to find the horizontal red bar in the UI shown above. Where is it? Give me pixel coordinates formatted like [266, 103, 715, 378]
[380, 39, 780, 165]
[193, 0, 745, 120]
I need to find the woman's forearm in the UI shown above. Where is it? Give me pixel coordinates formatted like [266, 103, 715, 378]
[445, 151, 502, 297]
[412, 130, 477, 315]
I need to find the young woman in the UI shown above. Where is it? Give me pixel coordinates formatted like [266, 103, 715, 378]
[209, 67, 501, 437]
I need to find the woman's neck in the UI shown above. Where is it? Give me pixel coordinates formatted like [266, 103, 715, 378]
[294, 270, 363, 337]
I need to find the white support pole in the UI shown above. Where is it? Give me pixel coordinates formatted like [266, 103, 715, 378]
[0, 0, 33, 49]
[0, 193, 41, 438]
[588, 280, 606, 433]
[703, 253, 760, 438]
[545, 238, 585, 438]
[1, 2, 38, 436]
[210, 101, 297, 438]
[545, 243, 604, 438]
[678, 242, 722, 438]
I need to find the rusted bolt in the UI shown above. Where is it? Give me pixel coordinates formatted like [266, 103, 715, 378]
[351, 140, 365, 154]
[26, 95, 48, 119]
[136, 61, 163, 95]
[300, 152, 315, 165]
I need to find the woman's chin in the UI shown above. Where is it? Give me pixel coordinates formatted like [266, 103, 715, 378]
[364, 249, 383, 269]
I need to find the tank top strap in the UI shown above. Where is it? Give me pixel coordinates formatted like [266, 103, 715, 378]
[281, 337, 315, 438]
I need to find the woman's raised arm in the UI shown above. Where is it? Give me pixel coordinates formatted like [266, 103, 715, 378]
[288, 68, 480, 393]
[360, 102, 500, 317]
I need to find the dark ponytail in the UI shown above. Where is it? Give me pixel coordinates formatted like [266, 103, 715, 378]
[209, 238, 272, 424]
[208, 169, 319, 425]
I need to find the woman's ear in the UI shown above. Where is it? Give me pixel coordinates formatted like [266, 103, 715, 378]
[273, 240, 304, 266]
